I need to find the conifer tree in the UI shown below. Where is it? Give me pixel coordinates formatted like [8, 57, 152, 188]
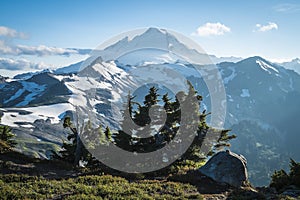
[289, 159, 300, 187]
[56, 116, 92, 166]
[113, 82, 236, 173]
[114, 93, 136, 152]
[270, 158, 300, 190]
[143, 86, 160, 107]
[0, 123, 16, 153]
[134, 86, 161, 152]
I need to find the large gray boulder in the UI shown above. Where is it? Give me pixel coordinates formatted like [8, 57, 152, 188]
[199, 150, 248, 187]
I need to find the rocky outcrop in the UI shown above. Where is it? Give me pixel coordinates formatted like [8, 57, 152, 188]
[199, 150, 248, 187]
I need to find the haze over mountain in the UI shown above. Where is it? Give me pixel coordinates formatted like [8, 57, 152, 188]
[0, 28, 299, 186]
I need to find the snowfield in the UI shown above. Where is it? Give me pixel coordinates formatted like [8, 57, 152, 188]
[0, 103, 74, 127]
[240, 89, 250, 98]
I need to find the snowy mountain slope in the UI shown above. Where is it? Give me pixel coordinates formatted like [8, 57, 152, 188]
[215, 56, 300, 185]
[1, 28, 300, 186]
[12, 61, 83, 80]
[54, 61, 83, 74]
[0, 72, 71, 107]
[13, 69, 52, 80]
[217, 56, 300, 124]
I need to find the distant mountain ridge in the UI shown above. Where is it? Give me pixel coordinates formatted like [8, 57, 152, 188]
[278, 58, 300, 75]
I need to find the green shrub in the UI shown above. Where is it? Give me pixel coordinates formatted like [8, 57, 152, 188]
[270, 169, 290, 190]
[270, 159, 300, 191]
[0, 174, 41, 183]
[289, 159, 300, 187]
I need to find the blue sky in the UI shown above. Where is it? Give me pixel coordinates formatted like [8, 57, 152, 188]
[1, 0, 300, 76]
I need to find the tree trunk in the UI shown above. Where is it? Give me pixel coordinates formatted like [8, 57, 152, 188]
[70, 126, 82, 167]
[74, 133, 82, 166]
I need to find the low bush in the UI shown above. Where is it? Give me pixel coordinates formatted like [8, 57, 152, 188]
[270, 159, 300, 191]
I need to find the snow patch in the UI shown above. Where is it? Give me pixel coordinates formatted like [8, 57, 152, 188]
[16, 82, 46, 106]
[20, 124, 34, 128]
[4, 81, 46, 106]
[223, 66, 237, 84]
[227, 94, 234, 102]
[4, 87, 26, 104]
[240, 89, 250, 97]
[53, 75, 67, 82]
[256, 60, 279, 74]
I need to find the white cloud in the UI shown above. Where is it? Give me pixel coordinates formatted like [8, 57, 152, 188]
[273, 3, 300, 13]
[0, 40, 14, 54]
[192, 22, 231, 37]
[0, 26, 90, 56]
[0, 39, 90, 56]
[0, 26, 26, 38]
[0, 57, 48, 70]
[14, 45, 79, 56]
[255, 22, 278, 32]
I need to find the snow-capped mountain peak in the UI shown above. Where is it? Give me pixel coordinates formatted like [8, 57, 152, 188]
[102, 28, 173, 55]
[95, 27, 214, 66]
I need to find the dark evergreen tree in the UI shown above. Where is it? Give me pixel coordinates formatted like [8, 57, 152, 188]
[112, 82, 236, 174]
[54, 116, 95, 167]
[114, 93, 136, 152]
[289, 159, 300, 187]
[133, 86, 162, 152]
[143, 86, 160, 107]
[270, 158, 300, 190]
[0, 123, 16, 153]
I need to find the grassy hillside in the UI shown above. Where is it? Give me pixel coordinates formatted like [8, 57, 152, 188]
[0, 174, 203, 200]
[1, 151, 298, 199]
